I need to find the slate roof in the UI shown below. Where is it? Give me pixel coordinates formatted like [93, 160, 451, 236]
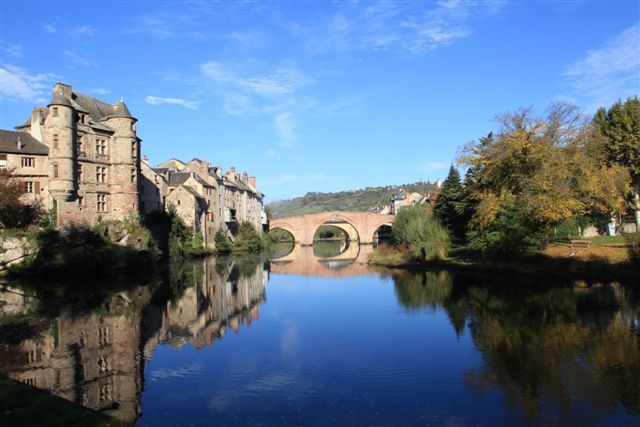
[152, 168, 169, 175]
[0, 130, 49, 155]
[168, 172, 191, 187]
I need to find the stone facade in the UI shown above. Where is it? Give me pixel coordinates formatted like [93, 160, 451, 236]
[141, 157, 266, 249]
[1, 82, 140, 227]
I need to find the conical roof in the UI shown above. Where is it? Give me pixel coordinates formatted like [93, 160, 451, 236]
[110, 98, 134, 118]
[48, 90, 72, 107]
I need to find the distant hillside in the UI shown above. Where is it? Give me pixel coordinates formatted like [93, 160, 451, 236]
[268, 182, 438, 218]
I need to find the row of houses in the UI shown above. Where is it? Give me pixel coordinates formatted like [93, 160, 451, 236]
[0, 82, 265, 249]
[370, 183, 442, 215]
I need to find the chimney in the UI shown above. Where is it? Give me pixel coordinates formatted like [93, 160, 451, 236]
[228, 167, 236, 180]
[249, 176, 256, 187]
[242, 171, 248, 183]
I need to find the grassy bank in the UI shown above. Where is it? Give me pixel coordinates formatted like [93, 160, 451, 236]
[369, 236, 640, 284]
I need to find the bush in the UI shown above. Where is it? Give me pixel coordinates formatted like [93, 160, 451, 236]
[467, 198, 542, 259]
[167, 212, 205, 259]
[392, 205, 450, 261]
[233, 222, 264, 253]
[214, 229, 231, 253]
[554, 216, 593, 239]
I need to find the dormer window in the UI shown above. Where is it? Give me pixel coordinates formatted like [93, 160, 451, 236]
[52, 107, 58, 117]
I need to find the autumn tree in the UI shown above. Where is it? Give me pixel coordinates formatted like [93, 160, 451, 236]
[594, 97, 640, 227]
[0, 168, 43, 229]
[459, 103, 630, 255]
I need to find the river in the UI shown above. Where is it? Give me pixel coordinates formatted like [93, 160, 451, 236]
[0, 242, 638, 426]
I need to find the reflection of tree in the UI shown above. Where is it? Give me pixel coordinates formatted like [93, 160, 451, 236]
[392, 270, 453, 311]
[453, 281, 639, 423]
[391, 272, 640, 423]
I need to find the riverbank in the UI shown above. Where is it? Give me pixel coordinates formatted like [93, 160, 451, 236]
[0, 377, 130, 426]
[369, 241, 640, 284]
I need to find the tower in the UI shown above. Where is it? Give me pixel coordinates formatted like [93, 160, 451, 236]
[46, 84, 77, 220]
[105, 99, 139, 217]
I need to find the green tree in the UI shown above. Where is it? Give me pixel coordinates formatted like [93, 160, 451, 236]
[434, 165, 466, 239]
[392, 205, 450, 261]
[595, 97, 640, 227]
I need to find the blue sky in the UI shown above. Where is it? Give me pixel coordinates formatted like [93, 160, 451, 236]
[1, 1, 638, 201]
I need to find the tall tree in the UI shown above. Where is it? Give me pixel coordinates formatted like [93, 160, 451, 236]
[595, 97, 640, 227]
[434, 165, 465, 239]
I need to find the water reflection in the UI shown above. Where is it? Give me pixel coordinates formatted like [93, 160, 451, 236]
[270, 244, 373, 277]
[0, 256, 267, 423]
[388, 270, 640, 424]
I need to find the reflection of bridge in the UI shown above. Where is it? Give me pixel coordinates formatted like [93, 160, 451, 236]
[270, 245, 375, 278]
[269, 211, 394, 246]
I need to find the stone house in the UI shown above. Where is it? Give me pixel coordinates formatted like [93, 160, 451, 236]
[1, 82, 140, 227]
[140, 157, 265, 249]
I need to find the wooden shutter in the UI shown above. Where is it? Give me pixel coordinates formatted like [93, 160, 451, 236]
[35, 181, 40, 194]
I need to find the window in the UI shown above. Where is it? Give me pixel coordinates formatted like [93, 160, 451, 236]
[77, 164, 83, 181]
[21, 157, 35, 168]
[98, 327, 109, 345]
[24, 181, 34, 193]
[52, 107, 58, 117]
[78, 196, 84, 206]
[97, 194, 108, 212]
[131, 142, 137, 158]
[0, 155, 6, 169]
[53, 163, 59, 178]
[53, 134, 59, 149]
[96, 166, 107, 183]
[130, 168, 136, 183]
[96, 139, 107, 155]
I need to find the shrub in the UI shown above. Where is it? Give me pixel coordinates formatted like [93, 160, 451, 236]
[391, 205, 450, 261]
[233, 222, 263, 252]
[214, 229, 231, 253]
[467, 197, 542, 259]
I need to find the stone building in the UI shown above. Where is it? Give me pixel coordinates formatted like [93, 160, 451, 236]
[140, 157, 266, 249]
[1, 82, 140, 227]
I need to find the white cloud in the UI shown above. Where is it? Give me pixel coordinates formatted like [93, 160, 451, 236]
[145, 95, 200, 110]
[201, 61, 313, 97]
[261, 174, 298, 186]
[564, 23, 640, 110]
[63, 50, 95, 67]
[69, 25, 96, 37]
[290, 0, 503, 54]
[1, 41, 22, 58]
[0, 65, 57, 103]
[42, 24, 57, 33]
[91, 88, 111, 95]
[274, 112, 296, 146]
[420, 161, 449, 171]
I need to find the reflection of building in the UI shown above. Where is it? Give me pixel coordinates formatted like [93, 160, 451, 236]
[142, 258, 267, 356]
[0, 289, 146, 423]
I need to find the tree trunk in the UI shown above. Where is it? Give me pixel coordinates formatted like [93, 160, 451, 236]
[635, 186, 640, 231]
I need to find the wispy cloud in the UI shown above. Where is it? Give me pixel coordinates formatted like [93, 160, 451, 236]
[42, 23, 57, 34]
[145, 95, 200, 110]
[420, 161, 449, 171]
[69, 25, 96, 37]
[261, 173, 298, 186]
[289, 0, 504, 54]
[91, 88, 111, 95]
[1, 41, 22, 58]
[274, 112, 296, 146]
[0, 65, 57, 104]
[63, 50, 95, 67]
[564, 23, 640, 110]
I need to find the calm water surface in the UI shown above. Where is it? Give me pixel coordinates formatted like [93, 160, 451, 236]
[1, 243, 638, 426]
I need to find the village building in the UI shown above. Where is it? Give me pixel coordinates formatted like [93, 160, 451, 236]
[1, 82, 140, 227]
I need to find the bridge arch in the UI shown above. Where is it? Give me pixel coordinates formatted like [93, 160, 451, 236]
[269, 211, 395, 246]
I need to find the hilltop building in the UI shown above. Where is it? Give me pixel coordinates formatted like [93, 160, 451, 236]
[1, 82, 140, 227]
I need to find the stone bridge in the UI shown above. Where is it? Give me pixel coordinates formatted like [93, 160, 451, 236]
[269, 211, 394, 246]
